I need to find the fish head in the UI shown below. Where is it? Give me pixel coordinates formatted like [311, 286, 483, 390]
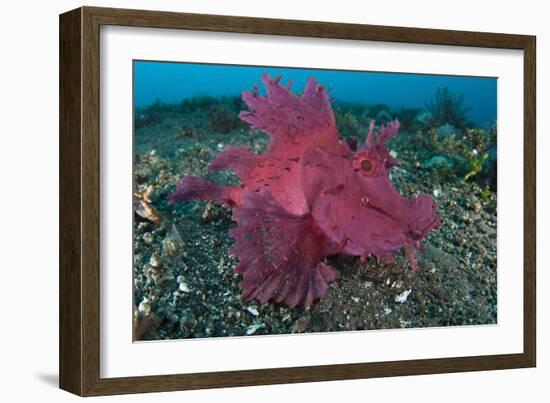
[302, 119, 440, 265]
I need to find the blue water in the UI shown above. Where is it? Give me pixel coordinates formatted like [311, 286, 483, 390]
[134, 60, 497, 127]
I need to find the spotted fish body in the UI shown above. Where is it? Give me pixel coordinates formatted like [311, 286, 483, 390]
[170, 73, 440, 308]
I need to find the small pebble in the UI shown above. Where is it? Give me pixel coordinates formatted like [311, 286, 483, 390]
[143, 232, 153, 244]
[395, 289, 412, 304]
[138, 300, 151, 316]
[473, 199, 482, 214]
[149, 253, 161, 268]
[162, 237, 178, 256]
[179, 282, 190, 293]
[246, 323, 263, 335]
[247, 307, 259, 316]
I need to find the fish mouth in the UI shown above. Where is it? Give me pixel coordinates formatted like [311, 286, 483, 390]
[409, 214, 441, 242]
[360, 193, 440, 242]
[407, 195, 440, 241]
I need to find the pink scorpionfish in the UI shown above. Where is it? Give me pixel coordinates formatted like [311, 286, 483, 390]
[169, 73, 440, 308]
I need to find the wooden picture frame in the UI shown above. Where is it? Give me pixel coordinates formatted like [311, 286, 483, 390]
[59, 6, 536, 396]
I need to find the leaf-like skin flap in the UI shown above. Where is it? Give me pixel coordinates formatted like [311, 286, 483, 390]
[230, 188, 340, 308]
[168, 175, 242, 207]
[208, 145, 260, 180]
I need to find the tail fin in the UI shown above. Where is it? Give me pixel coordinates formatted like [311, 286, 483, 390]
[229, 188, 340, 308]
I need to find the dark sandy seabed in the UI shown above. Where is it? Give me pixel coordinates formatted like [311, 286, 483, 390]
[132, 97, 497, 340]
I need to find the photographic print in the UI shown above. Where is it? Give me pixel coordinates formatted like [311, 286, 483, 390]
[132, 61, 497, 341]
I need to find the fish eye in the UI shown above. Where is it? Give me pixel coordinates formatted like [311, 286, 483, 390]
[353, 155, 378, 177]
[359, 158, 377, 176]
[361, 159, 374, 172]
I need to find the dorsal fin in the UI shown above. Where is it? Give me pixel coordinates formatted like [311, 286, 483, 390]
[239, 73, 339, 150]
